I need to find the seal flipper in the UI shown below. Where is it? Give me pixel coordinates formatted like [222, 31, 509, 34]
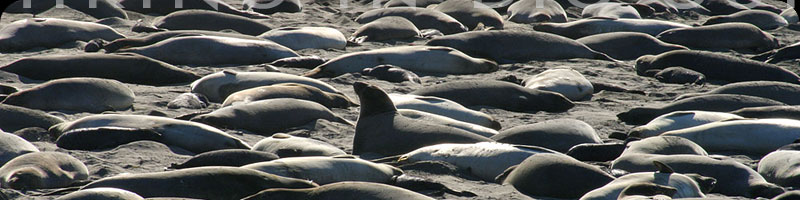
[495, 165, 517, 183]
[653, 161, 674, 173]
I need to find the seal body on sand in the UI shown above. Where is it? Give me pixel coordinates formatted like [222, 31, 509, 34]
[703, 10, 788, 30]
[635, 50, 800, 84]
[119, 0, 270, 18]
[258, 27, 346, 50]
[303, 46, 498, 77]
[499, 153, 615, 199]
[398, 109, 498, 137]
[582, 3, 644, 19]
[399, 142, 557, 182]
[0, 53, 199, 86]
[191, 98, 353, 135]
[656, 23, 779, 53]
[653, 67, 706, 84]
[492, 119, 601, 152]
[243, 0, 303, 14]
[629, 111, 743, 138]
[699, 0, 748, 15]
[523, 68, 593, 101]
[533, 18, 690, 39]
[361, 65, 422, 84]
[117, 35, 297, 66]
[242, 156, 402, 184]
[251, 133, 346, 157]
[170, 149, 279, 169]
[0, 152, 88, 190]
[410, 80, 575, 112]
[222, 83, 355, 108]
[49, 114, 250, 153]
[506, 0, 567, 23]
[676, 81, 800, 105]
[355, 7, 468, 34]
[0, 18, 125, 52]
[190, 70, 342, 103]
[432, 0, 504, 30]
[758, 149, 800, 188]
[350, 17, 421, 43]
[2, 77, 134, 113]
[154, 10, 271, 36]
[0, 131, 38, 166]
[617, 94, 785, 125]
[621, 136, 708, 156]
[243, 181, 435, 200]
[81, 166, 317, 200]
[730, 105, 800, 120]
[662, 118, 800, 155]
[89, 30, 263, 53]
[55, 127, 165, 151]
[581, 171, 706, 200]
[782, 8, 798, 24]
[577, 32, 687, 60]
[426, 30, 616, 64]
[56, 187, 144, 200]
[0, 104, 64, 132]
[352, 82, 491, 157]
[389, 93, 500, 130]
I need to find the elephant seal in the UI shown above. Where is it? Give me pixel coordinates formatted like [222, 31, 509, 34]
[758, 149, 800, 188]
[0, 104, 64, 132]
[410, 80, 575, 112]
[662, 118, 800, 155]
[0, 131, 38, 166]
[432, 0, 504, 30]
[523, 68, 593, 101]
[566, 142, 627, 162]
[703, 10, 788, 30]
[190, 98, 353, 135]
[582, 3, 647, 19]
[303, 46, 498, 77]
[243, 181, 435, 200]
[533, 18, 690, 39]
[616, 183, 677, 200]
[258, 27, 346, 50]
[621, 136, 708, 156]
[153, 10, 271, 36]
[350, 17, 421, 43]
[81, 166, 317, 200]
[782, 8, 798, 24]
[629, 111, 743, 138]
[243, 0, 303, 14]
[352, 82, 491, 157]
[221, 83, 355, 108]
[0, 152, 88, 190]
[773, 191, 800, 200]
[656, 23, 779, 53]
[398, 109, 498, 137]
[617, 94, 786, 125]
[361, 65, 422, 84]
[676, 81, 800, 105]
[699, 0, 748, 15]
[167, 93, 209, 109]
[635, 50, 800, 84]
[426, 30, 617, 64]
[2, 77, 134, 113]
[636, 0, 711, 15]
[0, 53, 200, 86]
[653, 67, 706, 84]
[170, 149, 279, 169]
[0, 18, 125, 52]
[730, 105, 800, 120]
[498, 153, 615, 199]
[56, 187, 144, 200]
[577, 32, 688, 60]
[87, 30, 263, 53]
[190, 70, 343, 103]
[269, 56, 328, 69]
[491, 119, 601, 153]
[581, 167, 707, 200]
[49, 114, 250, 153]
[251, 133, 346, 157]
[753, 42, 800, 64]
[737, 0, 782, 13]
[119, 0, 271, 18]
[389, 93, 500, 130]
[399, 142, 557, 182]
[55, 127, 165, 151]
[117, 35, 298, 66]
[355, 7, 468, 34]
[243, 156, 402, 185]
[506, 0, 567, 23]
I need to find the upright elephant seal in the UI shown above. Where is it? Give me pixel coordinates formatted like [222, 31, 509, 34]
[242, 156, 402, 185]
[730, 105, 800, 120]
[498, 153, 615, 199]
[582, 3, 648, 19]
[303, 46, 498, 77]
[758, 148, 800, 188]
[56, 187, 144, 200]
[581, 167, 707, 200]
[0, 104, 64, 132]
[350, 17, 421, 43]
[190, 70, 343, 103]
[119, 0, 271, 18]
[0, 131, 38, 166]
[0, 152, 88, 190]
[656, 23, 779, 53]
[258, 27, 346, 50]
[81, 167, 317, 200]
[389, 93, 500, 130]
[662, 118, 800, 155]
[355, 7, 468, 34]
[117, 35, 298, 66]
[352, 82, 491, 157]
[426, 30, 617, 64]
[222, 83, 355, 108]
[676, 81, 800, 105]
[0, 18, 125, 52]
[635, 50, 800, 84]
[533, 18, 690, 39]
[0, 53, 200, 86]
[576, 32, 688, 60]
[251, 133, 346, 157]
[523, 68, 593, 101]
[491, 119, 601, 153]
[2, 78, 134, 113]
[629, 111, 743, 138]
[243, 0, 303, 14]
[703, 10, 788, 30]
[243, 182, 435, 200]
[170, 149, 279, 169]
[410, 80, 575, 112]
[617, 94, 786, 125]
[506, 0, 567, 23]
[432, 0, 504, 30]
[153, 10, 272, 36]
[190, 98, 353, 135]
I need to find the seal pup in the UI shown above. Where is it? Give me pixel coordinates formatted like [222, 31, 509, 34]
[355, 7, 468, 34]
[758, 148, 800, 188]
[533, 18, 690, 39]
[170, 149, 279, 169]
[243, 0, 303, 14]
[617, 94, 786, 125]
[0, 131, 38, 166]
[0, 18, 125, 52]
[303, 46, 498, 77]
[782, 8, 798, 24]
[432, 0, 504, 30]
[251, 133, 346, 157]
[635, 50, 800, 84]
[410, 80, 575, 112]
[243, 182, 435, 200]
[361, 65, 422, 84]
[577, 32, 688, 60]
[0, 104, 64, 132]
[491, 119, 601, 152]
[81, 166, 317, 200]
[498, 153, 615, 199]
[350, 17, 421, 43]
[56, 187, 144, 200]
[629, 111, 743, 138]
[703, 10, 789, 30]
[116, 35, 298, 66]
[398, 109, 498, 137]
[581, 163, 707, 200]
[258, 27, 346, 50]
[221, 83, 355, 108]
[190, 98, 353, 135]
[523, 68, 593, 101]
[2, 77, 134, 113]
[675, 81, 800, 105]
[582, 3, 648, 19]
[389, 93, 501, 130]
[190, 70, 343, 103]
[506, 0, 568, 23]
[352, 82, 491, 157]
[730, 105, 800, 120]
[656, 23, 779, 53]
[86, 30, 263, 53]
[153, 10, 272, 36]
[661, 118, 800, 155]
[118, 0, 271, 18]
[0, 152, 88, 190]
[242, 156, 402, 185]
